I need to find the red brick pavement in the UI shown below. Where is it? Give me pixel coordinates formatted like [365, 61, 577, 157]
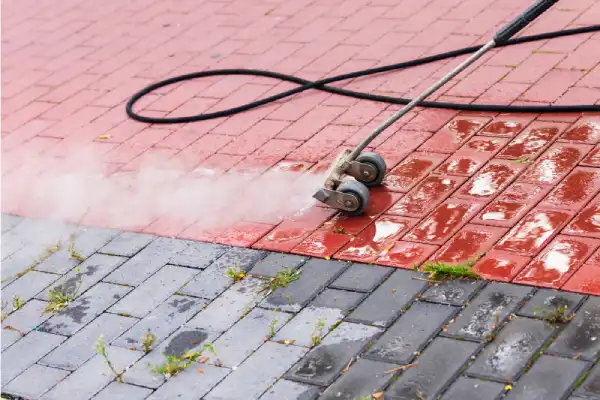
[2, 0, 600, 293]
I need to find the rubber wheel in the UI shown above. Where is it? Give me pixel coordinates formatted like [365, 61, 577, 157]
[356, 152, 387, 187]
[337, 180, 370, 216]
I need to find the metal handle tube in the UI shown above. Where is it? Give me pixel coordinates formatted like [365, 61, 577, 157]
[495, 0, 559, 44]
[349, 40, 496, 159]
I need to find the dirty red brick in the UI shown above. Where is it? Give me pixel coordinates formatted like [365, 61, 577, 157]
[473, 250, 532, 282]
[539, 167, 600, 211]
[455, 159, 526, 202]
[418, 117, 490, 153]
[497, 123, 566, 160]
[518, 143, 593, 185]
[382, 152, 447, 192]
[563, 195, 600, 238]
[431, 224, 508, 264]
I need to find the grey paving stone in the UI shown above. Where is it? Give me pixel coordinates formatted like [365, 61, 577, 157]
[186, 277, 266, 333]
[441, 377, 505, 400]
[1, 299, 52, 351]
[1, 230, 27, 261]
[366, 301, 458, 365]
[310, 288, 365, 312]
[103, 237, 189, 286]
[37, 253, 128, 300]
[273, 305, 346, 348]
[99, 231, 156, 257]
[92, 382, 154, 400]
[40, 282, 132, 336]
[178, 247, 267, 299]
[2, 270, 60, 303]
[147, 363, 230, 400]
[206, 342, 308, 400]
[3, 364, 70, 399]
[42, 346, 144, 400]
[249, 253, 307, 278]
[504, 355, 588, 400]
[35, 248, 85, 274]
[210, 307, 291, 368]
[548, 297, 600, 361]
[124, 327, 219, 389]
[109, 264, 197, 318]
[2, 213, 23, 233]
[285, 322, 383, 387]
[384, 337, 480, 400]
[260, 258, 348, 313]
[1, 330, 66, 386]
[2, 243, 58, 285]
[466, 316, 556, 382]
[422, 280, 486, 306]
[112, 294, 206, 351]
[346, 269, 429, 328]
[10, 218, 74, 245]
[319, 358, 398, 400]
[518, 288, 586, 318]
[66, 226, 119, 258]
[40, 313, 138, 371]
[169, 240, 228, 269]
[444, 282, 533, 341]
[260, 379, 320, 400]
[329, 262, 392, 292]
[574, 362, 600, 398]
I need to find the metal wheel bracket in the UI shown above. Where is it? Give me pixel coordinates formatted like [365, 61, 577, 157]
[312, 187, 360, 212]
[346, 161, 377, 182]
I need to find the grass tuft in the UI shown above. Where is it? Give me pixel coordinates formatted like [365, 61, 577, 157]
[416, 259, 481, 282]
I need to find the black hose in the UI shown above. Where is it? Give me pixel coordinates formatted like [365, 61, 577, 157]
[126, 25, 600, 124]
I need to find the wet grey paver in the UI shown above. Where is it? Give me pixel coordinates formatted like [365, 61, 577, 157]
[3, 364, 70, 399]
[249, 253, 307, 277]
[365, 301, 458, 365]
[2, 270, 60, 303]
[209, 307, 291, 367]
[169, 241, 228, 269]
[441, 377, 505, 400]
[260, 258, 348, 313]
[466, 316, 556, 382]
[310, 287, 365, 312]
[178, 247, 267, 299]
[346, 268, 429, 328]
[205, 342, 307, 400]
[92, 382, 154, 400]
[35, 248, 84, 274]
[503, 355, 588, 400]
[319, 358, 398, 400]
[99, 231, 156, 257]
[285, 322, 383, 387]
[147, 363, 230, 400]
[40, 282, 132, 336]
[573, 362, 600, 398]
[2, 214, 23, 233]
[108, 264, 197, 318]
[547, 297, 600, 361]
[272, 305, 346, 348]
[40, 313, 138, 370]
[36, 253, 128, 300]
[259, 379, 320, 400]
[518, 288, 586, 318]
[1, 299, 52, 351]
[111, 294, 206, 351]
[186, 277, 266, 333]
[384, 337, 480, 400]
[421, 279, 486, 306]
[444, 282, 533, 341]
[42, 346, 144, 400]
[103, 237, 189, 286]
[329, 262, 392, 292]
[1, 330, 66, 386]
[1, 242, 50, 285]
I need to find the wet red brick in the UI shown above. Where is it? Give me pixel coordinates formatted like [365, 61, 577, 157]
[479, 118, 530, 138]
[563, 196, 600, 238]
[473, 250, 532, 282]
[497, 123, 565, 160]
[581, 145, 600, 167]
[292, 230, 352, 258]
[518, 143, 592, 185]
[402, 198, 484, 245]
[562, 263, 600, 295]
[558, 119, 600, 144]
[334, 215, 418, 263]
[180, 221, 275, 247]
[514, 236, 600, 288]
[376, 241, 439, 269]
[455, 159, 526, 201]
[418, 117, 490, 153]
[382, 152, 447, 192]
[431, 224, 508, 264]
[539, 167, 600, 211]
[386, 174, 466, 217]
[495, 209, 573, 256]
[463, 136, 510, 153]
